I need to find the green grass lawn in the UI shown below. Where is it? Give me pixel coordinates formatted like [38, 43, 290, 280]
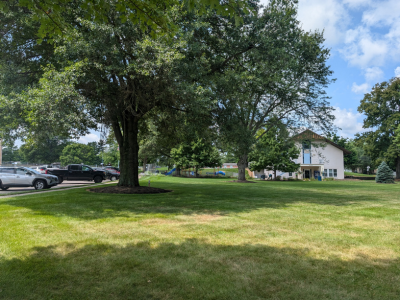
[345, 171, 376, 177]
[1, 177, 400, 299]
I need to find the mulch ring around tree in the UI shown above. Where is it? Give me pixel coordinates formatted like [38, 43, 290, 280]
[87, 186, 172, 194]
[228, 180, 257, 183]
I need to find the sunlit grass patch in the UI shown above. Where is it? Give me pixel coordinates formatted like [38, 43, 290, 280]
[1, 177, 400, 299]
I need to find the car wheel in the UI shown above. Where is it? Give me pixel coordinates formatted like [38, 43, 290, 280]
[94, 176, 103, 183]
[1, 186, 9, 191]
[57, 176, 64, 184]
[34, 180, 46, 190]
[110, 176, 117, 181]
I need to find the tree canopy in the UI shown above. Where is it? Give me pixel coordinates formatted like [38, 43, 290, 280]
[0, 0, 253, 40]
[249, 125, 300, 179]
[0, 0, 335, 186]
[357, 77, 400, 178]
[60, 143, 99, 165]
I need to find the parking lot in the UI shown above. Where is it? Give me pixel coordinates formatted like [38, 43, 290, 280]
[0, 180, 113, 195]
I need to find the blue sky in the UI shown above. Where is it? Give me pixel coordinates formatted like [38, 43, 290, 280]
[77, 0, 400, 144]
[258, 0, 400, 138]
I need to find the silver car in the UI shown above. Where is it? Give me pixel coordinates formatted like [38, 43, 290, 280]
[0, 167, 59, 191]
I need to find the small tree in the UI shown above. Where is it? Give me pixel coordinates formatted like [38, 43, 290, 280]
[249, 126, 300, 180]
[375, 161, 395, 184]
[60, 143, 98, 166]
[171, 138, 221, 177]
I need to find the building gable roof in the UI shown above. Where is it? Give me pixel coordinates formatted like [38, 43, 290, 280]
[292, 129, 352, 155]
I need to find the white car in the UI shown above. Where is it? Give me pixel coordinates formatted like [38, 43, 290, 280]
[30, 166, 48, 174]
[0, 167, 59, 190]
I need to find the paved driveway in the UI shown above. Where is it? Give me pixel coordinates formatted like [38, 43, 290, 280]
[0, 180, 111, 194]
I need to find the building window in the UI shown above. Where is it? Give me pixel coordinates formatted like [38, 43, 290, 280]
[289, 172, 292, 176]
[303, 141, 311, 164]
[323, 169, 327, 177]
[329, 169, 333, 177]
[334, 169, 337, 177]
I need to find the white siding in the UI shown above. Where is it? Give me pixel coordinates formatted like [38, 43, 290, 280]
[258, 141, 345, 180]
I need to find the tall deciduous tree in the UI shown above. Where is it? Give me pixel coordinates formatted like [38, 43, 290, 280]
[208, 1, 334, 180]
[249, 125, 300, 179]
[0, 3, 191, 187]
[357, 77, 400, 178]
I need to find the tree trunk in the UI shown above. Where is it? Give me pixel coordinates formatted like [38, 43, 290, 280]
[237, 154, 248, 181]
[396, 156, 400, 179]
[176, 167, 181, 176]
[116, 115, 140, 187]
[142, 156, 147, 174]
[195, 166, 199, 178]
[274, 169, 277, 180]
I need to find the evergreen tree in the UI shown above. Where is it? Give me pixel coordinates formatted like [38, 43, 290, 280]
[375, 161, 394, 184]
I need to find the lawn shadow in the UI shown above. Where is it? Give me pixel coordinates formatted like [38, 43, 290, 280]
[0, 240, 399, 300]
[1, 180, 399, 220]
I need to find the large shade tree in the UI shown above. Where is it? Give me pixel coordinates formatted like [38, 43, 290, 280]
[203, 1, 335, 180]
[356, 77, 400, 178]
[0, 2, 197, 186]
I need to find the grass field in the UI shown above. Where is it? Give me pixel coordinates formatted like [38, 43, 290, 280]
[1, 177, 400, 299]
[345, 171, 376, 177]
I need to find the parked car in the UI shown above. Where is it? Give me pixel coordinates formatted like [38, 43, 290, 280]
[104, 166, 120, 174]
[93, 167, 119, 181]
[47, 164, 106, 184]
[30, 166, 48, 174]
[0, 167, 59, 190]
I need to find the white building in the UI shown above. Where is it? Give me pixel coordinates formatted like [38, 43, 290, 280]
[253, 130, 351, 180]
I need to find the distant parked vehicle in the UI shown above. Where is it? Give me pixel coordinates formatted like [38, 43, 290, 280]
[93, 167, 119, 181]
[104, 166, 120, 174]
[47, 164, 106, 184]
[30, 166, 48, 174]
[0, 167, 59, 190]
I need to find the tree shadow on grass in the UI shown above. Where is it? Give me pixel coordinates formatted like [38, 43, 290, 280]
[1, 180, 399, 220]
[0, 240, 399, 300]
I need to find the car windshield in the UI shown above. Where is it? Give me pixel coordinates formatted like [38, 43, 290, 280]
[24, 167, 41, 175]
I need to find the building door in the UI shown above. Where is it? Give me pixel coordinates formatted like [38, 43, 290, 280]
[304, 170, 310, 179]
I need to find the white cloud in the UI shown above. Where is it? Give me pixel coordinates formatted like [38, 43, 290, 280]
[341, 27, 388, 68]
[333, 106, 365, 137]
[77, 133, 100, 144]
[351, 82, 369, 94]
[364, 67, 383, 82]
[395, 67, 400, 78]
[340, 1, 400, 68]
[343, 0, 371, 9]
[362, 0, 400, 27]
[297, 0, 349, 45]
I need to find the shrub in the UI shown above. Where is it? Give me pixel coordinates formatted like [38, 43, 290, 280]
[375, 161, 394, 184]
[276, 175, 281, 181]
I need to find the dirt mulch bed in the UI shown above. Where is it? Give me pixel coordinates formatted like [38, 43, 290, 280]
[87, 186, 172, 194]
[228, 180, 257, 183]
